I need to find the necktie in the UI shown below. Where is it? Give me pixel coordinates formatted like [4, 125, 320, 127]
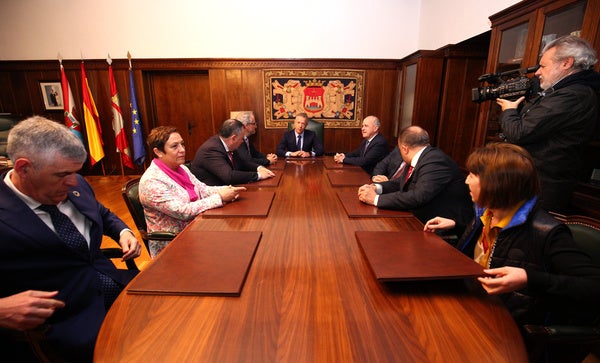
[297, 135, 302, 150]
[228, 151, 235, 168]
[390, 162, 406, 180]
[404, 166, 414, 184]
[38, 204, 121, 309]
[244, 137, 250, 152]
[362, 140, 370, 157]
[38, 204, 88, 253]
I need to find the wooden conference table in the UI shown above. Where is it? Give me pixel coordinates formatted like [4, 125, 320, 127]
[95, 158, 527, 362]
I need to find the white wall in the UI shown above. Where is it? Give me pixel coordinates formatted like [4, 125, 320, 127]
[419, 0, 520, 49]
[0, 0, 520, 61]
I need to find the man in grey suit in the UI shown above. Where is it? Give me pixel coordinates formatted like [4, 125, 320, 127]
[358, 126, 472, 237]
[371, 146, 404, 182]
[235, 111, 277, 166]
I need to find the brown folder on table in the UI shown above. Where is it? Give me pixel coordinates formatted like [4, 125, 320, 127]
[327, 169, 372, 186]
[356, 231, 484, 281]
[128, 231, 261, 296]
[202, 190, 275, 218]
[336, 190, 412, 218]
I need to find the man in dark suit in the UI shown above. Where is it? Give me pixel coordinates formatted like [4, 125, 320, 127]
[0, 116, 141, 362]
[276, 113, 323, 158]
[235, 111, 277, 166]
[191, 119, 275, 186]
[333, 115, 388, 174]
[358, 126, 473, 237]
[371, 146, 404, 182]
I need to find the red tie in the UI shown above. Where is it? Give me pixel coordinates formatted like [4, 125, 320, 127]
[404, 166, 413, 183]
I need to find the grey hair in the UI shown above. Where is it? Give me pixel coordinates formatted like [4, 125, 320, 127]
[371, 116, 381, 127]
[543, 35, 597, 71]
[7, 116, 87, 166]
[235, 111, 255, 125]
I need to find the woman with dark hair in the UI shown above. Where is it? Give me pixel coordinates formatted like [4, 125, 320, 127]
[139, 126, 245, 257]
[424, 143, 600, 361]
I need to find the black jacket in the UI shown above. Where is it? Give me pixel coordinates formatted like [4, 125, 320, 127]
[499, 70, 600, 212]
[457, 198, 600, 326]
[377, 146, 473, 236]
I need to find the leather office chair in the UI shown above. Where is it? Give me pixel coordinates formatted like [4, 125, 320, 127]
[0, 115, 18, 157]
[523, 213, 600, 357]
[287, 119, 325, 147]
[121, 177, 176, 252]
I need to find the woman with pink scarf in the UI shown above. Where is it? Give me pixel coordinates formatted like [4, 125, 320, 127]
[139, 126, 245, 257]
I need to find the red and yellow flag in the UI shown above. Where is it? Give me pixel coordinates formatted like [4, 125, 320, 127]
[81, 61, 105, 166]
[108, 62, 134, 169]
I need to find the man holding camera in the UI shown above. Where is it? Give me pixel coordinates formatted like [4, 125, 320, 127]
[496, 35, 600, 213]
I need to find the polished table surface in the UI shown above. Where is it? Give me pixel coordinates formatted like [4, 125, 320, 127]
[95, 158, 527, 362]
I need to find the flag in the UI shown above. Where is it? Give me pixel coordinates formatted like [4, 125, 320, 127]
[81, 61, 105, 166]
[129, 67, 146, 165]
[60, 64, 83, 142]
[108, 63, 134, 169]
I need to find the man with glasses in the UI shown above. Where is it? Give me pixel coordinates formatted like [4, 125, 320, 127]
[235, 111, 277, 166]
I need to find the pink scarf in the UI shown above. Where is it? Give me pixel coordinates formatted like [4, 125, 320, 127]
[153, 159, 198, 202]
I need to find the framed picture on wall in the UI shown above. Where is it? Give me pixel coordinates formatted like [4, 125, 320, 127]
[39, 81, 63, 110]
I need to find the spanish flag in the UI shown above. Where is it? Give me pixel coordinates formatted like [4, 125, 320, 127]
[81, 61, 105, 166]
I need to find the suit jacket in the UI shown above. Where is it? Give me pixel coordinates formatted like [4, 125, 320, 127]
[372, 146, 403, 178]
[377, 146, 473, 236]
[343, 133, 388, 174]
[0, 173, 138, 362]
[276, 129, 324, 157]
[237, 136, 270, 166]
[190, 135, 261, 186]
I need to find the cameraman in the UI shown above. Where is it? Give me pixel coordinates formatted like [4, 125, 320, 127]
[496, 35, 600, 213]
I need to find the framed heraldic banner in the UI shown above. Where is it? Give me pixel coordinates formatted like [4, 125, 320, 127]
[263, 69, 364, 129]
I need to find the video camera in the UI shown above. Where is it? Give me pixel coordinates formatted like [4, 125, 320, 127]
[471, 66, 540, 103]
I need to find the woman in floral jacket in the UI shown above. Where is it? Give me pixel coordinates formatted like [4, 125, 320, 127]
[139, 126, 245, 257]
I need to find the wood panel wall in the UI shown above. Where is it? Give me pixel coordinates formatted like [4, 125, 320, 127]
[0, 58, 401, 175]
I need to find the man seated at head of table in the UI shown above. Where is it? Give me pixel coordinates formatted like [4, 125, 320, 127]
[235, 111, 277, 166]
[333, 115, 388, 174]
[140, 126, 245, 258]
[358, 125, 473, 237]
[371, 146, 404, 182]
[190, 119, 275, 186]
[423, 142, 600, 363]
[275, 112, 323, 158]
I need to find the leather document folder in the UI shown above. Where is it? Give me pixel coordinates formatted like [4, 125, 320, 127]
[327, 169, 371, 186]
[336, 190, 412, 218]
[356, 231, 484, 281]
[127, 231, 261, 296]
[202, 190, 275, 218]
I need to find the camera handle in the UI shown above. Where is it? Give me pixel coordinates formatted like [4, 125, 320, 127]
[478, 65, 540, 83]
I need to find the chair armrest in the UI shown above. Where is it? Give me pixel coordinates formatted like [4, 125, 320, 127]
[101, 247, 139, 271]
[523, 324, 600, 342]
[144, 231, 177, 241]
